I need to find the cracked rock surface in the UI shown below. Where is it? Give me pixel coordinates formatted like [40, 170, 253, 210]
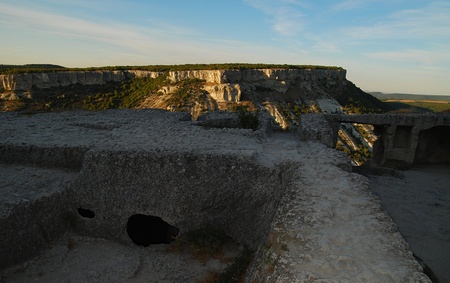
[0, 109, 431, 282]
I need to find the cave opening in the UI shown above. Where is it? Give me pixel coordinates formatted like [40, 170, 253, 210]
[127, 214, 180, 247]
[77, 207, 95, 218]
[414, 126, 450, 164]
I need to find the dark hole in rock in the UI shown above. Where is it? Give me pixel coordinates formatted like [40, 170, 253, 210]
[127, 214, 179, 247]
[77, 207, 95, 218]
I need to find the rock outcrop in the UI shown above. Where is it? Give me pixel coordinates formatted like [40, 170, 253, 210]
[298, 113, 339, 148]
[0, 67, 387, 164]
[0, 109, 431, 282]
[0, 68, 346, 91]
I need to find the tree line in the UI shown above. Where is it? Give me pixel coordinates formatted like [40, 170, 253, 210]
[0, 63, 344, 75]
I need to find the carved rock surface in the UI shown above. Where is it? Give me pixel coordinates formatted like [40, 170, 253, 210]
[0, 109, 430, 282]
[298, 113, 338, 147]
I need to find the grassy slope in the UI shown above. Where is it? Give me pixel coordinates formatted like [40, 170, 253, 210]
[369, 92, 450, 102]
[336, 82, 391, 113]
[369, 92, 450, 113]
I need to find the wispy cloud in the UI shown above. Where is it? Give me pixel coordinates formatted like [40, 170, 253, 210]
[0, 2, 309, 65]
[304, 34, 341, 53]
[389, 2, 450, 38]
[344, 2, 450, 40]
[338, 1, 450, 70]
[366, 49, 450, 67]
[0, 2, 197, 54]
[332, 0, 378, 11]
[244, 0, 307, 35]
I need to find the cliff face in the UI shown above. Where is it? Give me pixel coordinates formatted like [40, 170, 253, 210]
[0, 68, 346, 91]
[0, 67, 385, 126]
[1, 68, 353, 122]
[0, 67, 387, 167]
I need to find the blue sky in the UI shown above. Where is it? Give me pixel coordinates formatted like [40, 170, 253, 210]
[1, 0, 449, 95]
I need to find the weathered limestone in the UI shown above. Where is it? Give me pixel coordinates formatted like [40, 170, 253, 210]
[0, 110, 431, 282]
[203, 83, 242, 102]
[0, 110, 287, 270]
[247, 145, 430, 282]
[0, 164, 76, 269]
[298, 113, 339, 148]
[0, 68, 346, 92]
[0, 71, 128, 91]
[73, 149, 288, 248]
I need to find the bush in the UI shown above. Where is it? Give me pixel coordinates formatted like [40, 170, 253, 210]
[83, 73, 170, 110]
[165, 78, 206, 111]
[235, 105, 259, 130]
[0, 63, 344, 75]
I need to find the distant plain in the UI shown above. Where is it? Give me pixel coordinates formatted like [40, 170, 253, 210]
[370, 92, 450, 113]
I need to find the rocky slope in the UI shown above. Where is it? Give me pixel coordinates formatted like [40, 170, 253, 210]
[0, 110, 431, 282]
[0, 68, 387, 116]
[0, 67, 387, 163]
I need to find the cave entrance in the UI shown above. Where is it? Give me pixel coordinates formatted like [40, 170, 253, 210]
[414, 126, 450, 164]
[77, 207, 95, 218]
[127, 214, 179, 247]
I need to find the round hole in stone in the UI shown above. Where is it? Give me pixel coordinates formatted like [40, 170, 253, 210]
[77, 207, 95, 218]
[127, 214, 179, 247]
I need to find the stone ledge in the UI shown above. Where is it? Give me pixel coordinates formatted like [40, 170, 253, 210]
[0, 110, 431, 282]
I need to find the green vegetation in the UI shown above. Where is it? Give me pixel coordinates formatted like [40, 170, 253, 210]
[0, 63, 344, 75]
[84, 74, 170, 110]
[16, 83, 122, 112]
[234, 105, 259, 130]
[406, 101, 450, 112]
[370, 92, 450, 113]
[337, 143, 372, 165]
[384, 101, 450, 113]
[369, 92, 450, 102]
[0, 64, 66, 74]
[9, 75, 170, 112]
[165, 78, 206, 111]
[336, 82, 391, 114]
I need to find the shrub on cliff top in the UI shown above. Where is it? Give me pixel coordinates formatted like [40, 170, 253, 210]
[234, 105, 259, 130]
[0, 63, 344, 74]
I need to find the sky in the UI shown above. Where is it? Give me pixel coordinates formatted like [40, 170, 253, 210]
[1, 0, 449, 95]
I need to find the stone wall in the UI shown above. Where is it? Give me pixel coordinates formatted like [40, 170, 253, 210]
[72, 149, 291, 248]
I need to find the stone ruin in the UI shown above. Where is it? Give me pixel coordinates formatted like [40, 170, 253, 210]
[0, 109, 431, 282]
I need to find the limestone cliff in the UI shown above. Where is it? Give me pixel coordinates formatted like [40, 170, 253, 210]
[0, 68, 346, 91]
[0, 68, 387, 154]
